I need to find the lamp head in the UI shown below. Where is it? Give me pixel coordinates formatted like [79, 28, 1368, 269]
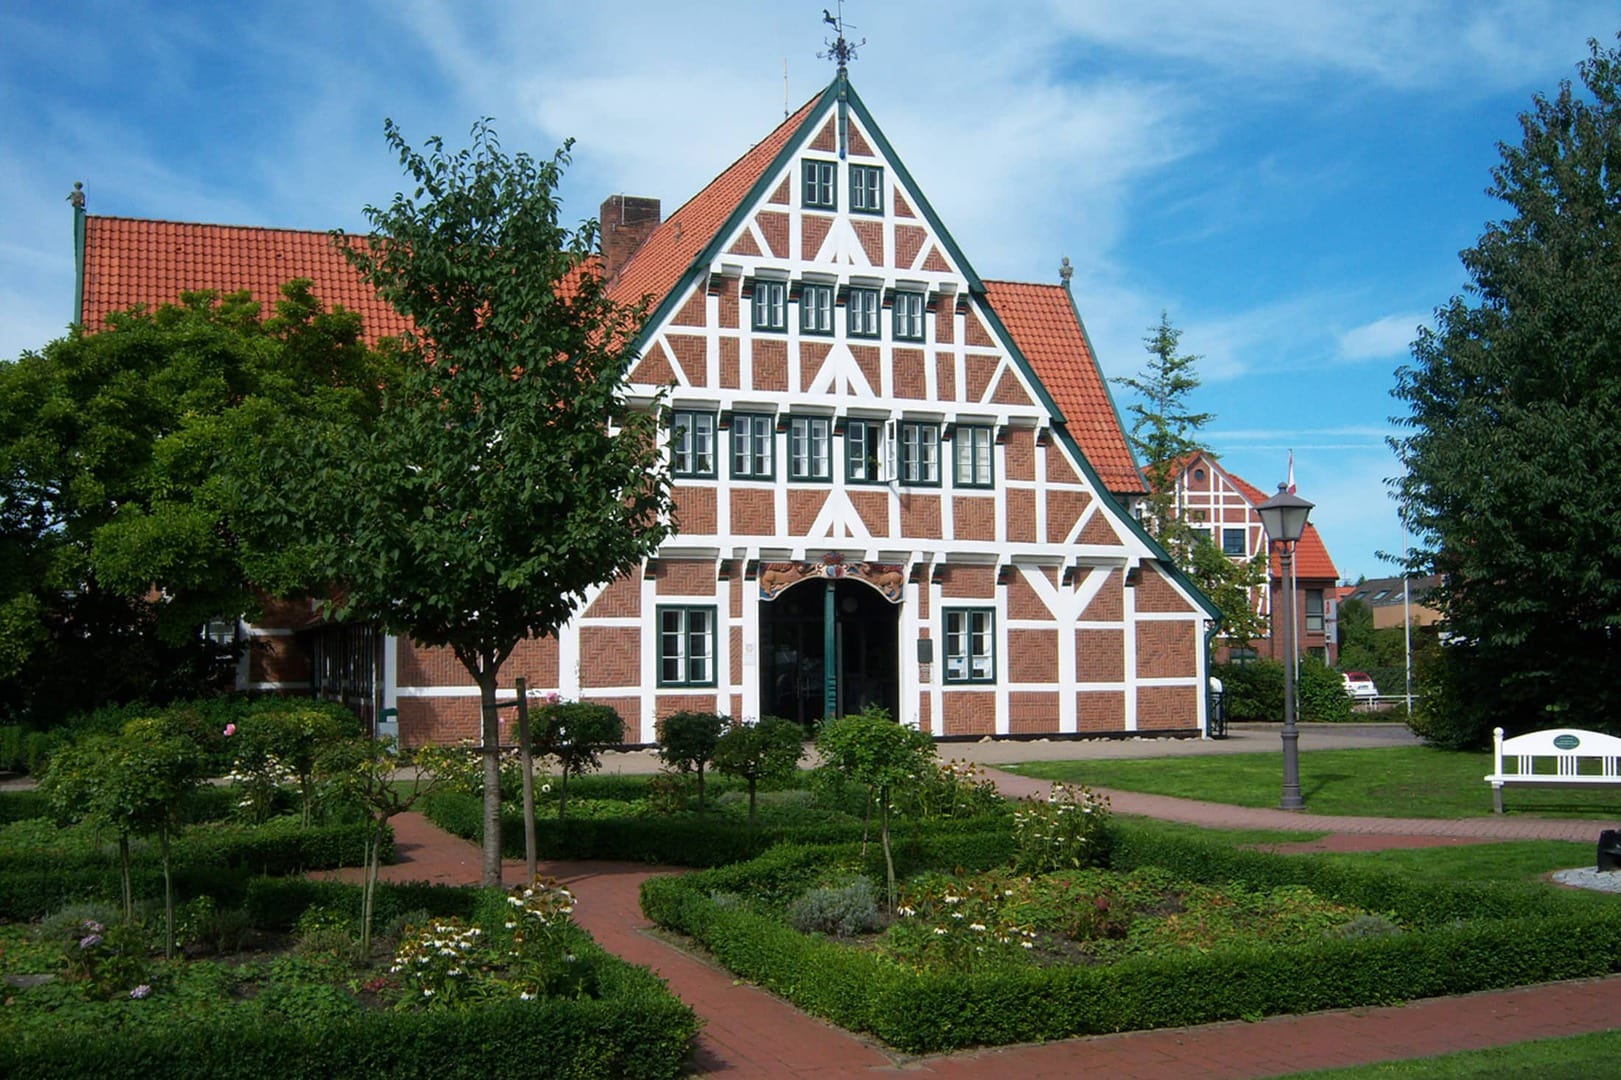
[1256, 483, 1313, 543]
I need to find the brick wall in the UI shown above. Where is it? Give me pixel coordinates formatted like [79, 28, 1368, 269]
[788, 489, 827, 535]
[1007, 628, 1057, 683]
[1136, 620, 1195, 679]
[1076, 628, 1124, 681]
[1005, 487, 1037, 542]
[1008, 691, 1059, 732]
[673, 485, 716, 534]
[939, 564, 994, 599]
[893, 348, 925, 397]
[1076, 691, 1125, 732]
[942, 690, 994, 735]
[753, 338, 787, 392]
[1080, 570, 1123, 620]
[953, 494, 993, 541]
[900, 492, 941, 538]
[656, 560, 714, 596]
[730, 489, 775, 536]
[1137, 685, 1197, 731]
[579, 627, 640, 687]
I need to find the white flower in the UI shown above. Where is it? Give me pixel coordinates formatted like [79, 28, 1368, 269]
[897, 905, 915, 917]
[1021, 941, 1034, 949]
[969, 923, 986, 932]
[519, 991, 535, 1001]
[423, 988, 435, 997]
[934, 928, 948, 936]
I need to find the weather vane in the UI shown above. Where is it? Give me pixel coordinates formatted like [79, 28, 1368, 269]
[819, 3, 864, 73]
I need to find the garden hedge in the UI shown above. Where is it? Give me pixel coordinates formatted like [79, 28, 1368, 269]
[1, 942, 696, 1080]
[0, 820, 395, 919]
[639, 821, 1621, 1053]
[423, 788, 1008, 868]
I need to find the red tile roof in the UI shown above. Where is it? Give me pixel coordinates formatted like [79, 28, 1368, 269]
[76, 85, 1146, 506]
[606, 93, 823, 313]
[1218, 465, 1340, 581]
[81, 217, 410, 341]
[983, 280, 1142, 495]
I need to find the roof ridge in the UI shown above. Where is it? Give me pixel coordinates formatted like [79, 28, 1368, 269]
[87, 215, 354, 239]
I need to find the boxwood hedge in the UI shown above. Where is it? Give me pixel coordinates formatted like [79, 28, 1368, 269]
[3, 879, 698, 1080]
[640, 821, 1621, 1053]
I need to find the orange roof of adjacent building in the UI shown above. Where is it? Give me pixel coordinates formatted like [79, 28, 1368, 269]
[75, 81, 1144, 499]
[80, 217, 410, 340]
[1220, 467, 1340, 581]
[982, 280, 1142, 495]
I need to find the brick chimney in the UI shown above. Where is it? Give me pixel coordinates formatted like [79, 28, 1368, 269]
[600, 195, 661, 277]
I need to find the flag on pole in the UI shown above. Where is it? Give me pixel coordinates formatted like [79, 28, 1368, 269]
[1286, 450, 1296, 494]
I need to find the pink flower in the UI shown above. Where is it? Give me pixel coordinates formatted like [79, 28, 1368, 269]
[223, 724, 237, 737]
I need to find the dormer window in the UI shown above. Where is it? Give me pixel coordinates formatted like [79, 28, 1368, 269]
[802, 160, 836, 209]
[851, 165, 884, 214]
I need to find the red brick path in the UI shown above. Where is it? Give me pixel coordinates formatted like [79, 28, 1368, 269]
[346, 776, 1621, 1078]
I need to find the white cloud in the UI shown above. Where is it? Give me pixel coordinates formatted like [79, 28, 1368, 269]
[1339, 313, 1427, 361]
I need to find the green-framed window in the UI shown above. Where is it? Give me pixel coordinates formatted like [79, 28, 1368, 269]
[1222, 528, 1246, 556]
[944, 608, 995, 683]
[789, 415, 832, 481]
[953, 425, 993, 488]
[670, 409, 716, 478]
[850, 164, 884, 214]
[730, 413, 774, 479]
[752, 280, 786, 332]
[658, 605, 715, 687]
[800, 283, 834, 335]
[893, 291, 925, 341]
[897, 420, 939, 486]
[803, 159, 836, 209]
[846, 420, 884, 484]
[847, 287, 881, 338]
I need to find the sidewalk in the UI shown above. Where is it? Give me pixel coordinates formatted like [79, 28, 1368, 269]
[340, 743, 1621, 1079]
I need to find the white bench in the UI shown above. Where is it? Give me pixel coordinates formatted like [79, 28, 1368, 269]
[1485, 726, 1621, 813]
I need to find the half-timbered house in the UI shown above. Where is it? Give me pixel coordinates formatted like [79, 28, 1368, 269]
[74, 71, 1219, 744]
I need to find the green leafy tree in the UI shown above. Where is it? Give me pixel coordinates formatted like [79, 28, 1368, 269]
[306, 120, 673, 885]
[1391, 35, 1621, 744]
[1115, 313, 1266, 644]
[41, 717, 206, 955]
[1116, 312, 1213, 536]
[656, 711, 726, 814]
[814, 709, 935, 911]
[0, 283, 392, 724]
[228, 701, 356, 826]
[536, 701, 624, 822]
[712, 716, 805, 826]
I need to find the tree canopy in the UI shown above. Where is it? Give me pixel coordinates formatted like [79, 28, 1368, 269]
[1391, 35, 1621, 744]
[305, 119, 675, 883]
[0, 283, 392, 724]
[1115, 313, 1266, 644]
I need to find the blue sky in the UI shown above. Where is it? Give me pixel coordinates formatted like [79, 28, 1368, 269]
[3, 1, 1615, 582]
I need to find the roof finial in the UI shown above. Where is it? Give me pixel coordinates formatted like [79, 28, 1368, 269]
[819, 3, 864, 76]
[67, 181, 85, 210]
[1059, 256, 1073, 290]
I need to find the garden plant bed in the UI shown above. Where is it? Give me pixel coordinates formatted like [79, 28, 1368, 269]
[640, 820, 1621, 1053]
[0, 873, 697, 1079]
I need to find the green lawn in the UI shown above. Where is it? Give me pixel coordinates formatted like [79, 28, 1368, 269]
[1282, 1030, 1621, 1078]
[1006, 746, 1621, 819]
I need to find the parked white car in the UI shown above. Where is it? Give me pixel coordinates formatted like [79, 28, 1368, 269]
[1341, 671, 1379, 701]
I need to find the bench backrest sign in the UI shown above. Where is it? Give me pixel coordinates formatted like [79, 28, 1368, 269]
[1486, 726, 1621, 813]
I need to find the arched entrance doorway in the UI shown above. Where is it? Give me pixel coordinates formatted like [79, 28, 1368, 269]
[760, 576, 900, 729]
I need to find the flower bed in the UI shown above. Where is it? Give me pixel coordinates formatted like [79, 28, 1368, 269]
[2, 876, 697, 1078]
[640, 819, 1621, 1052]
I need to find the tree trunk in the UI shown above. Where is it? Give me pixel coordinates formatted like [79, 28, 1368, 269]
[160, 824, 175, 959]
[516, 677, 536, 881]
[476, 665, 504, 887]
[880, 787, 896, 913]
[118, 835, 132, 923]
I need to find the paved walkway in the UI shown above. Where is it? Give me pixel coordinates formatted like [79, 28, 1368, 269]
[325, 732, 1621, 1079]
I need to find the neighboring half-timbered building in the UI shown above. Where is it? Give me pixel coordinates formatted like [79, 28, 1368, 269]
[74, 72, 1219, 745]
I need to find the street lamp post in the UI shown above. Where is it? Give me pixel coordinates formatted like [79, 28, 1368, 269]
[1256, 483, 1314, 812]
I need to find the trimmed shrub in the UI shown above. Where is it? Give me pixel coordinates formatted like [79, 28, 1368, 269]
[639, 819, 1621, 1053]
[788, 877, 881, 937]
